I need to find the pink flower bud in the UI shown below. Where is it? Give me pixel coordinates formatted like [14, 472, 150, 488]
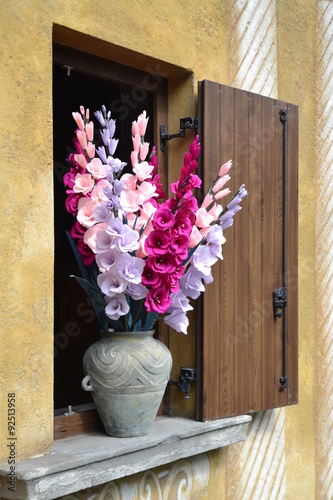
[201, 193, 214, 208]
[132, 134, 140, 153]
[80, 106, 85, 115]
[76, 130, 87, 150]
[85, 121, 94, 142]
[86, 142, 95, 159]
[219, 160, 232, 177]
[131, 151, 138, 169]
[212, 174, 231, 193]
[139, 142, 150, 161]
[132, 121, 139, 137]
[214, 188, 231, 200]
[72, 112, 84, 130]
[138, 111, 149, 136]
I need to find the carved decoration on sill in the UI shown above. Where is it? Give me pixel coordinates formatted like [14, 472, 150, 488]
[59, 453, 211, 499]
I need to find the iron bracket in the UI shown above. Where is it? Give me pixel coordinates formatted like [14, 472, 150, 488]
[168, 367, 198, 399]
[160, 117, 199, 152]
[273, 287, 287, 318]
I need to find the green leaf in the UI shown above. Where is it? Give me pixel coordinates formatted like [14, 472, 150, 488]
[66, 232, 90, 282]
[143, 312, 158, 331]
[71, 275, 108, 331]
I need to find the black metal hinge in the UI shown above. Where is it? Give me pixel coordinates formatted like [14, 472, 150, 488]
[168, 367, 198, 399]
[160, 117, 199, 152]
[273, 287, 287, 318]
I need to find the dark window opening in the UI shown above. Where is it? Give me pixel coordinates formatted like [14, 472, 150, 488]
[53, 63, 155, 411]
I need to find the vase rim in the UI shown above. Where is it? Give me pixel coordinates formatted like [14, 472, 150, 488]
[100, 329, 155, 337]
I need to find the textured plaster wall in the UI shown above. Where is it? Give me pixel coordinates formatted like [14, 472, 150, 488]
[0, 0, 324, 498]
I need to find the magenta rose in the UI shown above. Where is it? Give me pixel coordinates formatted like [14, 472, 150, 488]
[65, 193, 82, 216]
[147, 253, 176, 274]
[171, 233, 189, 262]
[69, 220, 86, 240]
[145, 288, 172, 314]
[141, 264, 162, 288]
[76, 238, 95, 266]
[152, 207, 175, 230]
[145, 230, 170, 256]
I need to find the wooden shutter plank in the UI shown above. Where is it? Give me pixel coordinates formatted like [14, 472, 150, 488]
[261, 96, 277, 410]
[273, 100, 288, 408]
[201, 81, 223, 420]
[218, 84, 236, 418]
[233, 88, 250, 416]
[248, 92, 263, 412]
[286, 103, 299, 405]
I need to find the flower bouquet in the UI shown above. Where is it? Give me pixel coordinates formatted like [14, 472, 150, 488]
[63, 106, 247, 336]
[62, 105, 247, 437]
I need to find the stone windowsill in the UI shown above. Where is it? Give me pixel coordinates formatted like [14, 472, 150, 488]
[0, 414, 251, 500]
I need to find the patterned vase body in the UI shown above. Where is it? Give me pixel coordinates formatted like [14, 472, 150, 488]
[82, 330, 172, 437]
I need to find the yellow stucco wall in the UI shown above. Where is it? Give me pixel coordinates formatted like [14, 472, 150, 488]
[0, 0, 324, 498]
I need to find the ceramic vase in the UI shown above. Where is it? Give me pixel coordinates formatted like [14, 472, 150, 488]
[82, 330, 172, 437]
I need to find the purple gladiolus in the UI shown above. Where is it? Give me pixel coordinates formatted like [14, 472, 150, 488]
[97, 269, 127, 297]
[95, 249, 119, 271]
[105, 294, 130, 320]
[118, 254, 145, 284]
[125, 282, 148, 300]
[92, 204, 110, 222]
[164, 308, 189, 334]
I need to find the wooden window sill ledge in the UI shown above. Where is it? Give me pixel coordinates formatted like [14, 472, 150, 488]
[0, 414, 251, 500]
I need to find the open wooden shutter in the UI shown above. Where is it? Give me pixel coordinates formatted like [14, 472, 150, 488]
[197, 81, 298, 421]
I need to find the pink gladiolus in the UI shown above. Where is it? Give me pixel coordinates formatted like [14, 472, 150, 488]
[212, 174, 231, 193]
[132, 134, 140, 153]
[91, 180, 110, 204]
[195, 207, 214, 228]
[219, 160, 232, 177]
[74, 153, 88, 169]
[131, 151, 138, 169]
[86, 142, 95, 159]
[137, 111, 149, 136]
[72, 112, 84, 130]
[121, 173, 137, 191]
[214, 188, 231, 200]
[137, 181, 157, 203]
[133, 161, 154, 181]
[76, 130, 87, 150]
[131, 120, 140, 137]
[84, 222, 108, 253]
[86, 121, 94, 141]
[77, 198, 97, 227]
[139, 142, 150, 161]
[73, 173, 95, 195]
[201, 193, 214, 209]
[119, 189, 143, 214]
[87, 158, 108, 179]
[189, 225, 203, 248]
[208, 203, 222, 221]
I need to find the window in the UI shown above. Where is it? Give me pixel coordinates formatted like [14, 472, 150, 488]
[53, 44, 298, 436]
[53, 45, 168, 436]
